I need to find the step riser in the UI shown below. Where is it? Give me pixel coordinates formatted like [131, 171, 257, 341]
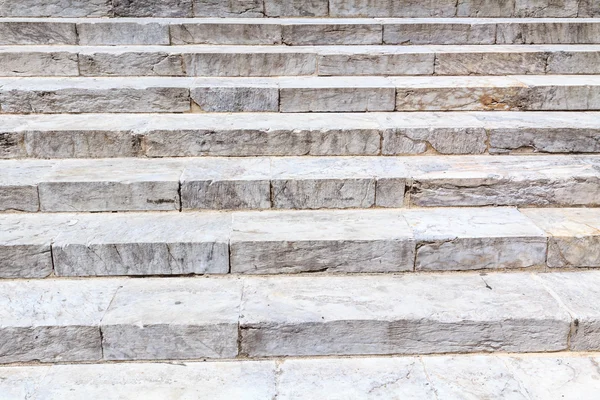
[1, 272, 597, 362]
[1, 0, 597, 17]
[3, 20, 600, 46]
[3, 48, 600, 77]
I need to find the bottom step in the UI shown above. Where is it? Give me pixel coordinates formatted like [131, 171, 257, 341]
[3, 353, 598, 399]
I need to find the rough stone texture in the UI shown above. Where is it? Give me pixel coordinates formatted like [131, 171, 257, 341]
[539, 272, 600, 351]
[329, 0, 456, 16]
[579, 0, 600, 16]
[181, 158, 271, 210]
[170, 23, 282, 45]
[184, 51, 316, 77]
[318, 50, 434, 76]
[0, 131, 25, 158]
[382, 127, 487, 155]
[517, 75, 600, 111]
[383, 22, 496, 45]
[434, 50, 547, 75]
[523, 208, 600, 268]
[79, 52, 185, 76]
[282, 23, 382, 45]
[457, 0, 516, 16]
[101, 279, 242, 360]
[0, 160, 52, 212]
[0, 52, 78, 77]
[404, 208, 547, 271]
[113, 0, 192, 17]
[0, 0, 111, 16]
[0, 280, 120, 363]
[77, 22, 170, 46]
[191, 86, 279, 112]
[192, 0, 264, 17]
[489, 127, 600, 154]
[547, 50, 600, 74]
[0, 22, 76, 45]
[264, 0, 327, 17]
[497, 22, 600, 44]
[53, 213, 230, 276]
[37, 159, 183, 212]
[514, 0, 579, 17]
[231, 210, 415, 274]
[240, 273, 570, 357]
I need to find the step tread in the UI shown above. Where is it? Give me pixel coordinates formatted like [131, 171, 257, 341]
[1, 353, 598, 399]
[2, 270, 599, 362]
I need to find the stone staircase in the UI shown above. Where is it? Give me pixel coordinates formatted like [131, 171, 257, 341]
[2, 0, 600, 398]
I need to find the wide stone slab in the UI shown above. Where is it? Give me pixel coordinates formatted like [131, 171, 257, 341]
[240, 273, 571, 356]
[101, 278, 242, 360]
[0, 159, 54, 211]
[230, 209, 415, 274]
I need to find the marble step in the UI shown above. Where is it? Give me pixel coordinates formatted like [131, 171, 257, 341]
[0, 75, 599, 113]
[1, 270, 600, 362]
[2, 112, 600, 159]
[3, 44, 600, 77]
[3, 207, 600, 278]
[1, 0, 597, 18]
[2, 18, 600, 46]
[2, 353, 600, 399]
[3, 155, 600, 213]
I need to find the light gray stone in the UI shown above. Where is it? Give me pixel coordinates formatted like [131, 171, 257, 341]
[329, 0, 456, 17]
[0, 160, 53, 212]
[77, 22, 170, 46]
[382, 127, 487, 155]
[518, 75, 600, 111]
[434, 51, 547, 75]
[0, 131, 25, 158]
[523, 208, 600, 268]
[0, 22, 76, 45]
[489, 127, 600, 154]
[38, 159, 183, 212]
[53, 212, 230, 276]
[191, 86, 278, 112]
[457, 0, 516, 16]
[181, 158, 271, 210]
[282, 23, 382, 45]
[184, 51, 316, 77]
[231, 210, 415, 274]
[170, 23, 282, 45]
[383, 22, 496, 45]
[192, 0, 264, 17]
[113, 0, 192, 17]
[579, 0, 600, 16]
[515, 0, 579, 17]
[404, 208, 547, 271]
[264, 0, 327, 16]
[0, 279, 120, 363]
[318, 50, 434, 76]
[101, 279, 242, 360]
[79, 52, 185, 76]
[240, 273, 570, 356]
[538, 271, 600, 351]
[547, 50, 600, 74]
[497, 22, 600, 44]
[0, 52, 78, 77]
[0, 0, 111, 16]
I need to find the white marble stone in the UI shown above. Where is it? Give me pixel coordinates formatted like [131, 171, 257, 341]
[101, 278, 242, 360]
[77, 21, 170, 45]
[282, 21, 382, 45]
[0, 51, 78, 77]
[0, 159, 55, 211]
[79, 51, 185, 76]
[231, 209, 414, 274]
[170, 21, 282, 45]
[0, 21, 76, 45]
[240, 273, 570, 356]
[497, 21, 600, 44]
[383, 20, 496, 45]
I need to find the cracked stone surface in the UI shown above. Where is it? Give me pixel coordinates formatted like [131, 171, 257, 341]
[0, 22, 76, 45]
[329, 0, 456, 17]
[0, 0, 111, 17]
[112, 0, 192, 17]
[383, 21, 497, 45]
[192, 0, 264, 17]
[170, 22, 282, 45]
[77, 22, 170, 46]
[79, 51, 185, 76]
[282, 22, 382, 45]
[497, 22, 600, 44]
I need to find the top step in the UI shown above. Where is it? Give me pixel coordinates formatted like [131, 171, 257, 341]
[1, 0, 598, 18]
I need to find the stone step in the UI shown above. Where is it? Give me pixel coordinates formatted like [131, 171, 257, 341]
[1, 270, 600, 362]
[2, 112, 600, 159]
[1, 75, 599, 113]
[2, 18, 600, 46]
[1, 1, 598, 18]
[2, 44, 600, 77]
[2, 353, 599, 399]
[3, 155, 600, 212]
[4, 207, 600, 278]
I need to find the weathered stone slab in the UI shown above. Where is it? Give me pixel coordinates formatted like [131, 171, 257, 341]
[231, 210, 414, 274]
[79, 51, 185, 76]
[113, 0, 192, 17]
[0, 279, 120, 363]
[0, 22, 76, 45]
[181, 158, 271, 210]
[264, 0, 327, 17]
[517, 75, 600, 111]
[0, 51, 78, 77]
[457, 0, 516, 16]
[0, 0, 111, 17]
[38, 159, 183, 212]
[382, 127, 487, 155]
[547, 50, 600, 74]
[0, 160, 53, 212]
[579, 0, 600, 17]
[434, 49, 547, 75]
[170, 22, 282, 45]
[191, 85, 278, 112]
[192, 0, 263, 17]
[497, 22, 600, 44]
[53, 212, 230, 276]
[240, 273, 570, 356]
[404, 208, 547, 271]
[282, 22, 382, 45]
[77, 22, 170, 45]
[329, 0, 456, 16]
[101, 279, 242, 360]
[515, 0, 579, 17]
[538, 271, 600, 351]
[318, 48, 434, 76]
[383, 21, 496, 45]
[523, 208, 600, 268]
